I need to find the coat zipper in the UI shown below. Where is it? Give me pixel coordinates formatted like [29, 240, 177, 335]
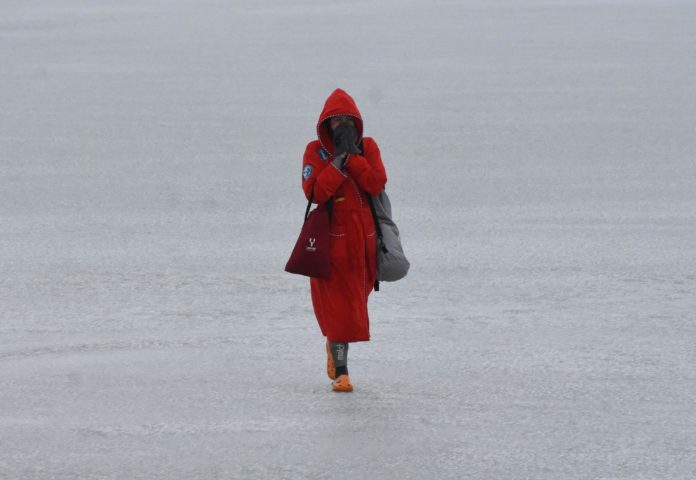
[348, 176, 363, 208]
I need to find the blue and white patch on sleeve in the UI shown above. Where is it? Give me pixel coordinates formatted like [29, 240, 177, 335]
[302, 164, 313, 180]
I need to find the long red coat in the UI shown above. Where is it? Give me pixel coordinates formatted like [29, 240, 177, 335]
[301, 89, 387, 342]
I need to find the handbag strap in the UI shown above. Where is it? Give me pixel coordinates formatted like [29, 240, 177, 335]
[304, 187, 333, 223]
[304, 190, 314, 221]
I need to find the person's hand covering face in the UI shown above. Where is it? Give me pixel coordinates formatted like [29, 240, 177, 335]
[333, 121, 361, 156]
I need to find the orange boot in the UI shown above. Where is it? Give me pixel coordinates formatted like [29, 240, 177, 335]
[326, 339, 335, 380]
[332, 374, 353, 392]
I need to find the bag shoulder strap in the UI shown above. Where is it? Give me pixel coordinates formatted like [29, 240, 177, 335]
[360, 139, 384, 245]
[367, 194, 387, 253]
[357, 140, 386, 291]
[367, 192, 387, 293]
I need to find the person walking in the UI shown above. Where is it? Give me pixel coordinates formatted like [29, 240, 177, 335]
[300, 88, 387, 392]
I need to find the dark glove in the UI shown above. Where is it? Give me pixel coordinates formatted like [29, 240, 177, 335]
[332, 153, 348, 169]
[333, 122, 361, 156]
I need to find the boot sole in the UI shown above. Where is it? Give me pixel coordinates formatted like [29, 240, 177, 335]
[332, 375, 353, 392]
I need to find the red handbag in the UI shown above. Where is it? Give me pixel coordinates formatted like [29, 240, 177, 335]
[284, 191, 332, 279]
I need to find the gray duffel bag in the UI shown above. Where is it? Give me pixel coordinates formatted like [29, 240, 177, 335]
[368, 189, 410, 284]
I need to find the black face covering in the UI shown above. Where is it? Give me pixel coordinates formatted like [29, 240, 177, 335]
[332, 121, 360, 156]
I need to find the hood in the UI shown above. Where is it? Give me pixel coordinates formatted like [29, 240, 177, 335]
[316, 88, 363, 156]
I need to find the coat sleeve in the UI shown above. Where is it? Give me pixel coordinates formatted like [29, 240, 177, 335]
[343, 138, 387, 195]
[301, 142, 347, 204]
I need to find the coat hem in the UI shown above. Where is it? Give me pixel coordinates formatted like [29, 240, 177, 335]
[324, 334, 370, 343]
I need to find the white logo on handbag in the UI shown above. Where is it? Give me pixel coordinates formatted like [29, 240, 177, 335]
[306, 237, 317, 252]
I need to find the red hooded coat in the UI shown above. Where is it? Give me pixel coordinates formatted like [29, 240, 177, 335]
[301, 89, 387, 342]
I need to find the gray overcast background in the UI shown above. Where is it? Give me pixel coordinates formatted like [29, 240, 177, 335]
[1, 1, 695, 479]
